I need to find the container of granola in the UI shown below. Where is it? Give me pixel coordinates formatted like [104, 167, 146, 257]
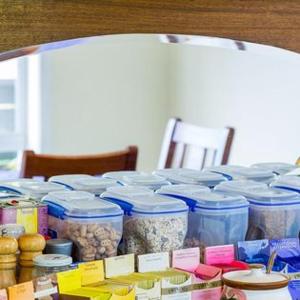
[42, 191, 123, 262]
[101, 187, 188, 255]
[49, 174, 119, 196]
[157, 185, 249, 248]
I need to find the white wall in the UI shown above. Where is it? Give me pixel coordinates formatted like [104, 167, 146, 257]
[168, 43, 300, 165]
[39, 35, 169, 171]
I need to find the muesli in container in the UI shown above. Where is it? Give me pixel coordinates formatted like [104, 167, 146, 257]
[154, 168, 226, 187]
[252, 162, 297, 176]
[157, 185, 249, 248]
[270, 175, 300, 193]
[43, 191, 123, 261]
[0, 179, 66, 201]
[49, 174, 119, 196]
[205, 165, 275, 183]
[101, 187, 188, 255]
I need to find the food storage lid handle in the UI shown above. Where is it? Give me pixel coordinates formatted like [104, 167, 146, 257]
[50, 181, 75, 191]
[160, 193, 198, 211]
[44, 201, 66, 219]
[102, 197, 134, 216]
[210, 171, 233, 181]
[0, 186, 22, 195]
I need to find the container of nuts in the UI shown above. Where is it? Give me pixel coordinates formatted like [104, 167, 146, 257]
[42, 191, 123, 262]
[101, 186, 188, 255]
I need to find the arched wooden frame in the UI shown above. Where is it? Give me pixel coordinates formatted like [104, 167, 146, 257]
[0, 0, 299, 61]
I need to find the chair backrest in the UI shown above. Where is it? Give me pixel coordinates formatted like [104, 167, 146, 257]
[158, 118, 234, 169]
[20, 146, 138, 180]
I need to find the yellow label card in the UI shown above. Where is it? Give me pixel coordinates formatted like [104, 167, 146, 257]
[79, 260, 105, 286]
[105, 254, 135, 278]
[16, 207, 37, 233]
[8, 281, 34, 300]
[57, 268, 82, 293]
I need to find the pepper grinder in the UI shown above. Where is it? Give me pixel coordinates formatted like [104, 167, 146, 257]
[18, 234, 46, 267]
[0, 236, 18, 288]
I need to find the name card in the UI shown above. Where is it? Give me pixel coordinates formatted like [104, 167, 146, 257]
[57, 268, 82, 293]
[204, 245, 234, 265]
[8, 282, 34, 300]
[79, 260, 105, 285]
[105, 254, 135, 278]
[172, 247, 200, 272]
[138, 252, 170, 273]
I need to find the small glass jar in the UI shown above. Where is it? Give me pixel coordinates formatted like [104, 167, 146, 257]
[0, 224, 25, 239]
[33, 254, 72, 277]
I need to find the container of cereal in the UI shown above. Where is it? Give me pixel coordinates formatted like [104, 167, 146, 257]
[205, 165, 275, 183]
[154, 168, 226, 187]
[157, 186, 249, 248]
[270, 175, 300, 193]
[49, 174, 119, 196]
[0, 197, 48, 235]
[101, 187, 188, 254]
[252, 162, 297, 176]
[0, 179, 66, 201]
[43, 191, 123, 261]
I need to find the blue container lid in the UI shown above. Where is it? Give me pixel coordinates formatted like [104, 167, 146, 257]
[154, 168, 226, 186]
[205, 165, 275, 182]
[101, 188, 187, 215]
[270, 175, 300, 193]
[251, 162, 297, 175]
[215, 180, 268, 194]
[43, 191, 123, 219]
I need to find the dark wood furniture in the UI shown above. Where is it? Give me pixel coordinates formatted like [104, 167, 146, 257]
[20, 146, 138, 180]
[0, 1, 299, 60]
[158, 118, 234, 169]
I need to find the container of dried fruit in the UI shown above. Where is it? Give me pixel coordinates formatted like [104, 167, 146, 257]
[154, 168, 227, 187]
[157, 185, 249, 248]
[0, 179, 66, 201]
[49, 174, 119, 196]
[251, 162, 297, 176]
[270, 175, 300, 193]
[205, 165, 275, 183]
[216, 181, 300, 240]
[42, 191, 123, 262]
[101, 186, 188, 254]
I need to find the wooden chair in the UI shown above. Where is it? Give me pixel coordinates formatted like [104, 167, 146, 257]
[20, 146, 138, 180]
[158, 118, 234, 170]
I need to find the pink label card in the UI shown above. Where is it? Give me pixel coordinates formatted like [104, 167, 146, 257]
[172, 247, 200, 272]
[204, 244, 235, 265]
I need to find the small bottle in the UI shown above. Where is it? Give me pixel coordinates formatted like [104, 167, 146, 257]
[0, 236, 18, 288]
[19, 234, 46, 267]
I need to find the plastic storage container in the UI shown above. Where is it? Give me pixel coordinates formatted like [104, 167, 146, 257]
[103, 171, 144, 181]
[43, 191, 123, 261]
[157, 186, 249, 248]
[270, 175, 300, 193]
[101, 187, 188, 254]
[154, 168, 226, 187]
[252, 162, 297, 176]
[0, 179, 66, 200]
[49, 174, 119, 195]
[215, 180, 269, 194]
[205, 165, 275, 183]
[0, 196, 48, 235]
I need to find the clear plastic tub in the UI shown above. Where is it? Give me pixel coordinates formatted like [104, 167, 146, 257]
[270, 175, 300, 193]
[215, 180, 269, 194]
[205, 165, 275, 183]
[251, 162, 297, 175]
[154, 168, 226, 187]
[157, 187, 249, 248]
[49, 174, 119, 196]
[156, 184, 210, 199]
[0, 179, 66, 201]
[240, 188, 300, 240]
[42, 191, 123, 262]
[101, 189, 188, 255]
[103, 171, 144, 181]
